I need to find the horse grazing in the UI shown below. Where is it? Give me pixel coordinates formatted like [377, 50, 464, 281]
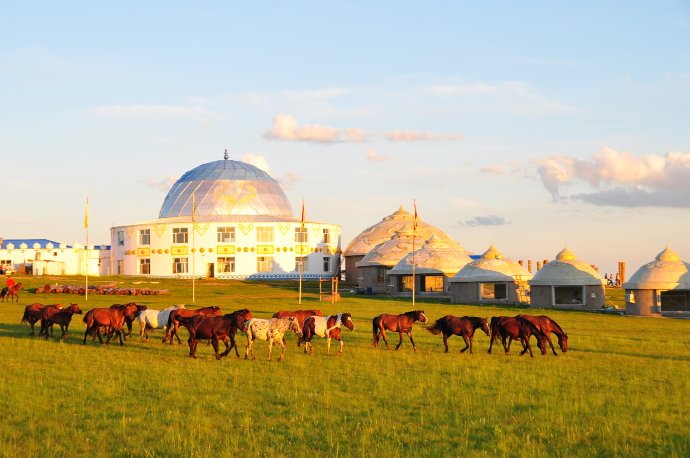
[426, 315, 490, 354]
[40, 303, 83, 340]
[110, 303, 147, 338]
[186, 309, 253, 359]
[164, 305, 223, 345]
[517, 314, 569, 355]
[137, 304, 184, 342]
[488, 316, 546, 357]
[372, 310, 428, 351]
[273, 309, 324, 346]
[245, 317, 302, 361]
[83, 306, 137, 345]
[1, 282, 23, 302]
[302, 313, 355, 355]
[21, 303, 63, 336]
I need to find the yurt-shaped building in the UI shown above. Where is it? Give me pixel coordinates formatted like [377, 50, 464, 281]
[388, 235, 472, 297]
[343, 205, 462, 284]
[448, 245, 532, 304]
[529, 247, 606, 309]
[624, 247, 690, 316]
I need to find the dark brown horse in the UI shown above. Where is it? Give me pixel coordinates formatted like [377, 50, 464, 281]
[82, 306, 137, 345]
[517, 314, 569, 355]
[488, 316, 546, 357]
[110, 303, 147, 338]
[1, 282, 23, 302]
[185, 309, 253, 359]
[426, 315, 490, 354]
[273, 309, 324, 347]
[40, 304, 83, 340]
[164, 305, 223, 345]
[21, 303, 63, 336]
[372, 310, 428, 351]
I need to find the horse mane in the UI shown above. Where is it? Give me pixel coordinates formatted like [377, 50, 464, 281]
[547, 317, 567, 337]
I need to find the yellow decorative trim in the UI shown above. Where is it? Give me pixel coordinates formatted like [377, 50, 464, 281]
[239, 223, 253, 236]
[278, 223, 290, 236]
[311, 226, 321, 237]
[217, 245, 236, 255]
[171, 246, 188, 256]
[154, 224, 167, 237]
[209, 248, 214, 253]
[126, 227, 136, 239]
[200, 247, 205, 253]
[295, 245, 311, 255]
[137, 248, 150, 257]
[194, 223, 210, 236]
[157, 249, 163, 254]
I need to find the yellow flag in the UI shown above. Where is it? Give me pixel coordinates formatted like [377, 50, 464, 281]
[84, 197, 89, 230]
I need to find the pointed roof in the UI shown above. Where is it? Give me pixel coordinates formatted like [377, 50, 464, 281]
[355, 228, 423, 268]
[624, 247, 690, 290]
[448, 245, 532, 283]
[388, 235, 472, 276]
[530, 247, 605, 286]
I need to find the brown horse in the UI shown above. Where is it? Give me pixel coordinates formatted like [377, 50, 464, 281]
[273, 309, 324, 347]
[164, 305, 223, 345]
[302, 313, 355, 355]
[21, 303, 63, 336]
[488, 316, 546, 357]
[1, 282, 23, 302]
[185, 309, 253, 359]
[40, 304, 83, 340]
[110, 303, 147, 338]
[372, 310, 428, 351]
[82, 306, 137, 345]
[426, 315, 490, 354]
[517, 314, 569, 355]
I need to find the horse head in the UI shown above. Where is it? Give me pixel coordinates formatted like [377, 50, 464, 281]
[69, 303, 83, 314]
[558, 334, 569, 353]
[415, 310, 428, 323]
[288, 317, 302, 336]
[479, 318, 490, 336]
[340, 313, 355, 331]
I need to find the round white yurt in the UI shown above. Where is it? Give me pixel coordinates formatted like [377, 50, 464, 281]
[529, 247, 606, 309]
[624, 247, 690, 316]
[448, 244, 532, 305]
[387, 235, 472, 297]
[343, 205, 462, 284]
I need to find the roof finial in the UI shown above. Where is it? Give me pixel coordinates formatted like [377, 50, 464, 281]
[223, 148, 228, 169]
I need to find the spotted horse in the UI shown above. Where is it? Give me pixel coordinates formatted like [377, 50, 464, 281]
[245, 317, 302, 361]
[302, 313, 355, 355]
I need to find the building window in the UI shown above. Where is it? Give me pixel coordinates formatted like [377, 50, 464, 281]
[139, 229, 150, 246]
[295, 256, 308, 272]
[172, 228, 188, 244]
[423, 275, 444, 292]
[322, 228, 331, 244]
[376, 267, 387, 283]
[217, 226, 235, 243]
[323, 256, 331, 273]
[554, 286, 584, 305]
[481, 283, 507, 300]
[295, 227, 308, 243]
[173, 257, 188, 274]
[217, 257, 235, 273]
[398, 275, 413, 292]
[256, 226, 274, 243]
[139, 258, 151, 274]
[659, 290, 690, 312]
[257, 256, 274, 272]
[117, 231, 125, 246]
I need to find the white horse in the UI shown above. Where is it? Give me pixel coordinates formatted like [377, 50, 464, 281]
[245, 317, 302, 361]
[138, 304, 184, 342]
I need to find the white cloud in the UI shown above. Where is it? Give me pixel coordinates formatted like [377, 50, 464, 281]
[459, 215, 509, 227]
[365, 149, 391, 162]
[536, 148, 690, 207]
[385, 130, 461, 142]
[277, 171, 301, 190]
[480, 164, 505, 174]
[263, 114, 366, 143]
[140, 175, 179, 192]
[239, 154, 272, 175]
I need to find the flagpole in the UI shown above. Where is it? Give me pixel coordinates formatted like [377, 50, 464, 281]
[412, 199, 417, 308]
[84, 197, 89, 302]
[298, 197, 304, 305]
[192, 193, 196, 304]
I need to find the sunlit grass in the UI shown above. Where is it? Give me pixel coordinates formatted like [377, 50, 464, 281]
[0, 276, 688, 457]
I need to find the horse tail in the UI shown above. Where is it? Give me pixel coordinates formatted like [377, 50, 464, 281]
[425, 320, 443, 335]
[20, 309, 29, 324]
[372, 317, 379, 340]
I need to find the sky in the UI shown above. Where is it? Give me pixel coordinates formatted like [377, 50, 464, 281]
[2, 1, 690, 276]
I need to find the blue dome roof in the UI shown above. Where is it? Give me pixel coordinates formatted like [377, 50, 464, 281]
[159, 160, 293, 218]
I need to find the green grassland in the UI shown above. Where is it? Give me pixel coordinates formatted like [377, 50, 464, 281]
[0, 276, 688, 457]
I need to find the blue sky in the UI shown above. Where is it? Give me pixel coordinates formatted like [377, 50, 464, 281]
[3, 1, 690, 275]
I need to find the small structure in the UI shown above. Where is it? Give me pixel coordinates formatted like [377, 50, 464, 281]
[0, 239, 109, 276]
[529, 247, 606, 309]
[387, 235, 472, 297]
[448, 244, 532, 305]
[624, 247, 690, 316]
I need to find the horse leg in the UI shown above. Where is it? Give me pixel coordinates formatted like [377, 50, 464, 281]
[267, 338, 274, 361]
[229, 333, 239, 357]
[327, 337, 332, 355]
[502, 335, 509, 355]
[395, 331, 404, 350]
[211, 338, 221, 360]
[460, 334, 470, 353]
[219, 336, 231, 358]
[442, 333, 449, 352]
[83, 328, 89, 345]
[337, 336, 344, 355]
[174, 324, 183, 345]
[408, 332, 417, 351]
[545, 334, 558, 355]
[380, 327, 390, 349]
[278, 338, 288, 362]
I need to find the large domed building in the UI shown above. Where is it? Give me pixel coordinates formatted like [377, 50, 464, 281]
[110, 155, 341, 279]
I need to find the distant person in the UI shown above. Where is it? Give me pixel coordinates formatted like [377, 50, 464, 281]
[6, 274, 15, 289]
[615, 273, 620, 287]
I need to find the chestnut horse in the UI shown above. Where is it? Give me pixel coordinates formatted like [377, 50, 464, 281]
[372, 310, 428, 351]
[272, 309, 323, 346]
[110, 303, 147, 338]
[185, 309, 253, 359]
[164, 305, 223, 345]
[83, 306, 137, 345]
[40, 304, 83, 340]
[426, 315, 490, 354]
[21, 303, 63, 336]
[517, 314, 569, 355]
[1, 282, 23, 302]
[302, 313, 355, 355]
[488, 316, 546, 357]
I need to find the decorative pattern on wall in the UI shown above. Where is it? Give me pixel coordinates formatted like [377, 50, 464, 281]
[170, 246, 188, 256]
[126, 227, 136, 239]
[257, 245, 274, 254]
[137, 248, 151, 257]
[278, 223, 290, 236]
[194, 223, 210, 236]
[217, 245, 236, 255]
[239, 223, 254, 236]
[154, 224, 167, 237]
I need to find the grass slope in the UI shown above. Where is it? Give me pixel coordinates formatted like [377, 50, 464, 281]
[0, 276, 688, 457]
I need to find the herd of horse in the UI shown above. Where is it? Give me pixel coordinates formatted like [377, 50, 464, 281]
[18, 301, 568, 360]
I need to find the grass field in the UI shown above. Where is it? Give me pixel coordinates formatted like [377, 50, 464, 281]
[0, 275, 688, 457]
